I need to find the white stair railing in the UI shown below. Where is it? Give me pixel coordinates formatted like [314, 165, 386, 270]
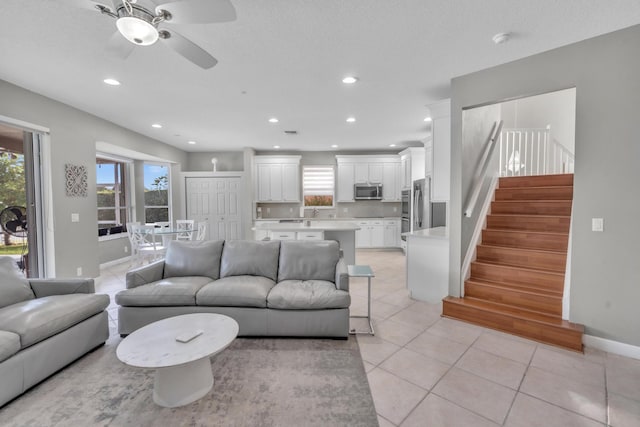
[499, 127, 574, 176]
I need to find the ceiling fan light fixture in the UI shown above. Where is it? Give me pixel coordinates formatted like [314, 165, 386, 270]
[116, 16, 159, 45]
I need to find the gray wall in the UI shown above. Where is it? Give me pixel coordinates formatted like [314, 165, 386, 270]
[502, 88, 576, 154]
[186, 151, 244, 172]
[0, 80, 188, 277]
[450, 24, 640, 346]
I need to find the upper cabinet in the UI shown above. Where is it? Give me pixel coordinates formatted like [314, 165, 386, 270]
[425, 99, 451, 202]
[399, 147, 425, 190]
[336, 155, 400, 202]
[254, 156, 301, 202]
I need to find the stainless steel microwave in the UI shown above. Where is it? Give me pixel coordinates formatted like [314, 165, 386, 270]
[354, 183, 383, 200]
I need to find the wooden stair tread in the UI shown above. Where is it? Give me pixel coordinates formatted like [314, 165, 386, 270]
[443, 296, 583, 332]
[488, 213, 570, 218]
[498, 174, 574, 188]
[465, 278, 563, 297]
[472, 260, 566, 276]
[483, 229, 568, 236]
[478, 244, 566, 256]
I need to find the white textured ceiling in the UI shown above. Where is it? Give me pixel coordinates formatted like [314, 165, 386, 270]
[1, 0, 640, 153]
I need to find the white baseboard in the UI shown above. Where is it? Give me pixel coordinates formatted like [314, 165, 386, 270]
[99, 256, 131, 269]
[583, 334, 640, 360]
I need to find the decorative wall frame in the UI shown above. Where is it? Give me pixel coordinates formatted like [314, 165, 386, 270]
[65, 164, 88, 197]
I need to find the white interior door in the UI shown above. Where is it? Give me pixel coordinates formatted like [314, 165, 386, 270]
[186, 177, 242, 241]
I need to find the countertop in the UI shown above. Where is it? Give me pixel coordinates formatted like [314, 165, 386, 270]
[254, 217, 400, 221]
[252, 221, 361, 231]
[402, 226, 449, 240]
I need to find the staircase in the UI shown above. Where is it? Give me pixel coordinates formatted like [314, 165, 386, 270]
[443, 174, 584, 351]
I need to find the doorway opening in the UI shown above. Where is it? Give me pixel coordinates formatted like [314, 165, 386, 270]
[0, 122, 46, 277]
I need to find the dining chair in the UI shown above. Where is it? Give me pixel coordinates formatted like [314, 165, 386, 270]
[195, 221, 207, 241]
[175, 219, 195, 241]
[130, 224, 167, 265]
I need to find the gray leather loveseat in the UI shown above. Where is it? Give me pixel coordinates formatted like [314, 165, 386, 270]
[116, 239, 351, 337]
[0, 257, 110, 407]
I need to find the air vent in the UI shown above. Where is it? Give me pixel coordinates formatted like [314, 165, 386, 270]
[284, 130, 298, 135]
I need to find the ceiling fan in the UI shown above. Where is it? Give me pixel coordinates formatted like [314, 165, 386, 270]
[80, 0, 236, 69]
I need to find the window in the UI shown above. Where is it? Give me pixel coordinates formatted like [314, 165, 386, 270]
[144, 163, 171, 223]
[96, 158, 129, 235]
[302, 165, 334, 207]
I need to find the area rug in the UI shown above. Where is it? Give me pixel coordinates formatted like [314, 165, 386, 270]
[0, 334, 378, 427]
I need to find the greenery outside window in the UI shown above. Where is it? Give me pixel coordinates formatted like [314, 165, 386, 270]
[303, 165, 334, 207]
[97, 157, 129, 235]
[144, 163, 170, 223]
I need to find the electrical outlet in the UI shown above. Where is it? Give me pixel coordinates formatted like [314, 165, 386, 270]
[124, 246, 128, 253]
[266, 207, 271, 214]
[343, 208, 348, 213]
[76, 267, 82, 276]
[71, 213, 80, 222]
[592, 218, 604, 232]
[289, 208, 293, 213]
[393, 207, 397, 212]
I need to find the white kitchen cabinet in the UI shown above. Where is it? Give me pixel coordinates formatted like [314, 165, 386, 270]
[368, 163, 383, 183]
[337, 155, 400, 202]
[355, 219, 385, 248]
[382, 162, 400, 201]
[281, 163, 299, 202]
[269, 231, 296, 240]
[296, 230, 324, 240]
[426, 99, 450, 202]
[254, 156, 301, 203]
[383, 219, 401, 247]
[354, 163, 368, 184]
[424, 139, 433, 177]
[336, 162, 355, 202]
[399, 147, 425, 190]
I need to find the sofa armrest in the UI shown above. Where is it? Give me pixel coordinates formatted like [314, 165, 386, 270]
[335, 258, 349, 292]
[126, 260, 165, 289]
[29, 278, 95, 298]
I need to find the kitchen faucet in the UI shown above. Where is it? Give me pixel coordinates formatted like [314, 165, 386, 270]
[312, 208, 319, 218]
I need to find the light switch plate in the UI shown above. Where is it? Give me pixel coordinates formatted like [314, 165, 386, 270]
[592, 218, 604, 232]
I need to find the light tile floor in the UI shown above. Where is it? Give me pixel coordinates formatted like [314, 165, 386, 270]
[97, 250, 640, 427]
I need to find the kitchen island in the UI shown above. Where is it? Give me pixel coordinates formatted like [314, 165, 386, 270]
[403, 227, 449, 303]
[253, 221, 360, 265]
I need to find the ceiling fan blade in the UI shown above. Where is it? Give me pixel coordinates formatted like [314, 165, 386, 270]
[106, 31, 136, 60]
[159, 30, 218, 69]
[155, 0, 236, 24]
[66, 0, 115, 13]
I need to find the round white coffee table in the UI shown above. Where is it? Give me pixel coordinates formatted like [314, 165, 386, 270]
[116, 313, 239, 408]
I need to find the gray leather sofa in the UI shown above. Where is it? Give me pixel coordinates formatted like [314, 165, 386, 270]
[116, 239, 350, 337]
[0, 257, 110, 407]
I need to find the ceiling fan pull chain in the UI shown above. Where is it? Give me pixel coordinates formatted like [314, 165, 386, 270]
[123, 0, 133, 15]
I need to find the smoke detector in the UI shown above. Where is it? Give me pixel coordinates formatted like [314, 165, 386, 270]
[492, 32, 510, 44]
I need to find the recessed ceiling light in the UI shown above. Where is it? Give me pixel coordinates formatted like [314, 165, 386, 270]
[331, 144, 338, 148]
[424, 117, 432, 122]
[273, 145, 280, 149]
[389, 144, 397, 147]
[151, 123, 162, 128]
[187, 140, 196, 145]
[342, 76, 358, 84]
[492, 32, 510, 44]
[269, 118, 279, 123]
[346, 117, 356, 123]
[103, 78, 120, 86]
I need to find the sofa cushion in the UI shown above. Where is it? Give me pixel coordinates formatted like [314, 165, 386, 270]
[196, 276, 276, 308]
[164, 240, 224, 280]
[267, 280, 351, 310]
[0, 294, 109, 348]
[0, 256, 35, 309]
[0, 330, 20, 363]
[277, 241, 339, 282]
[115, 276, 212, 307]
[220, 240, 280, 281]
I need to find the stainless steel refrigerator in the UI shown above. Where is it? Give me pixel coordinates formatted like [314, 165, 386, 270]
[412, 178, 431, 231]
